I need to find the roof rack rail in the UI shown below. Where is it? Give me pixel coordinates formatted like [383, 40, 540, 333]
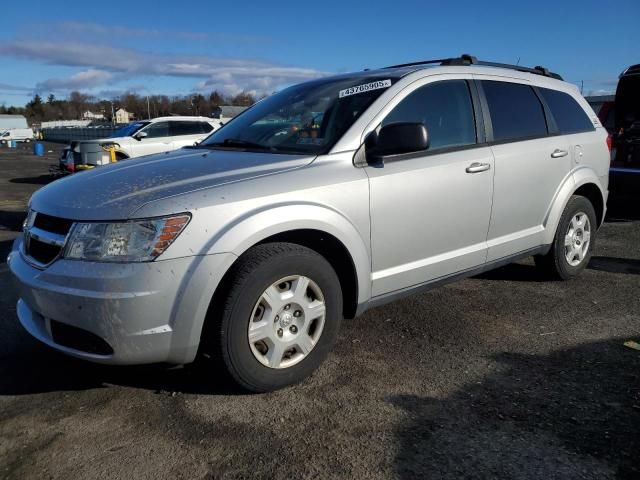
[621, 64, 640, 77]
[384, 54, 563, 80]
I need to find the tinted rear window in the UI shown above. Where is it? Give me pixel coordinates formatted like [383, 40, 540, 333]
[539, 88, 594, 135]
[170, 121, 203, 136]
[482, 81, 547, 142]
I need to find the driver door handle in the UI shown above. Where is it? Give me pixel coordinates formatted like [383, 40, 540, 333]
[465, 162, 491, 173]
[551, 149, 568, 158]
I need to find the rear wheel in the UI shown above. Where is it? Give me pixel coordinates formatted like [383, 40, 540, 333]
[213, 242, 342, 392]
[534, 195, 597, 280]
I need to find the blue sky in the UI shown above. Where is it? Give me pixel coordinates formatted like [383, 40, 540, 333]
[0, 0, 637, 106]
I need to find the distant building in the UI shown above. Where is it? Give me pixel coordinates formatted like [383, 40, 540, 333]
[115, 108, 134, 124]
[0, 114, 28, 131]
[211, 105, 248, 120]
[82, 110, 105, 120]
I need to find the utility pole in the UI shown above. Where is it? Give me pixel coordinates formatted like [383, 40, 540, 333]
[110, 101, 115, 125]
[146, 95, 151, 119]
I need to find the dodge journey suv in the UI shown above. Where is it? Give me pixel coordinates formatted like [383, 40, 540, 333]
[9, 55, 609, 392]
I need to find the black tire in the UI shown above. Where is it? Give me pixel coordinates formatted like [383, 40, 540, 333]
[214, 242, 343, 392]
[534, 195, 597, 280]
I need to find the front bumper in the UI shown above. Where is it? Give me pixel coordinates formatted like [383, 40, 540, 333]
[8, 237, 236, 365]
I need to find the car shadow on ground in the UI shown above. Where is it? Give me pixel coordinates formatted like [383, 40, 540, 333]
[0, 343, 245, 397]
[474, 263, 548, 283]
[588, 256, 640, 275]
[389, 338, 640, 479]
[9, 175, 56, 186]
[477, 255, 640, 281]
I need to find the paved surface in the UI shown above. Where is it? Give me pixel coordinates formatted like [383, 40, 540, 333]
[0, 143, 639, 479]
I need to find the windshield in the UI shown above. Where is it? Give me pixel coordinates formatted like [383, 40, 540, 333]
[112, 122, 150, 138]
[200, 75, 395, 155]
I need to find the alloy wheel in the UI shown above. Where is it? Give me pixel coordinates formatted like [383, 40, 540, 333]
[248, 275, 326, 369]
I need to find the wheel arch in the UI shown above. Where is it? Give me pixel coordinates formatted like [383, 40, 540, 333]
[543, 168, 606, 245]
[202, 203, 371, 307]
[573, 182, 605, 227]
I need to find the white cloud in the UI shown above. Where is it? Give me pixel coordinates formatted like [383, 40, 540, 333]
[585, 88, 614, 97]
[36, 69, 114, 91]
[0, 39, 330, 97]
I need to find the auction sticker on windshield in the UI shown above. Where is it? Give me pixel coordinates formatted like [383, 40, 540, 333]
[339, 79, 392, 98]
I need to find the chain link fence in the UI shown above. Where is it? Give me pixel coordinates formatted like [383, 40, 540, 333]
[42, 126, 126, 143]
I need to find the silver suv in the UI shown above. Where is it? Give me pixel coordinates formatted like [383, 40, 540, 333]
[9, 55, 609, 391]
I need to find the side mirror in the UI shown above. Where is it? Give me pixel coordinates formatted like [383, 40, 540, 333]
[366, 122, 429, 165]
[134, 131, 148, 141]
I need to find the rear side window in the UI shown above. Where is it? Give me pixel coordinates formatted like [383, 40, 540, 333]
[170, 121, 203, 136]
[482, 81, 547, 142]
[538, 88, 595, 134]
[383, 80, 476, 151]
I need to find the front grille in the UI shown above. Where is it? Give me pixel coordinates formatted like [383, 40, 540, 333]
[33, 213, 73, 235]
[50, 320, 114, 356]
[28, 238, 61, 264]
[24, 211, 74, 266]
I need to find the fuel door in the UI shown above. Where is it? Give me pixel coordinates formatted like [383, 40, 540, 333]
[573, 144, 584, 165]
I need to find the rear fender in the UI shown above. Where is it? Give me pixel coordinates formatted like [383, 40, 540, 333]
[542, 166, 606, 244]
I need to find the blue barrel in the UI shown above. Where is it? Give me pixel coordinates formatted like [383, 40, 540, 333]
[9, 140, 16, 148]
[33, 142, 44, 156]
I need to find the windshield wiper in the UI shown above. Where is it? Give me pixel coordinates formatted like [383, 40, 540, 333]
[205, 138, 274, 151]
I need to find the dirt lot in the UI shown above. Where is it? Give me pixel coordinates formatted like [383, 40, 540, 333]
[0, 143, 639, 480]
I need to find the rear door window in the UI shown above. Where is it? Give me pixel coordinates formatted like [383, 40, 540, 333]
[170, 121, 203, 136]
[539, 88, 595, 134]
[382, 80, 477, 151]
[481, 81, 548, 142]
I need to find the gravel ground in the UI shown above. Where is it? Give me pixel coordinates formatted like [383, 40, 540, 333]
[0, 143, 639, 480]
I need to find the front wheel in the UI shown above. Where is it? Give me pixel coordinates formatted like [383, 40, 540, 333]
[213, 242, 343, 392]
[535, 195, 597, 280]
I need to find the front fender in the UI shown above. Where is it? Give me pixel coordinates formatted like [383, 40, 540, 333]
[204, 202, 372, 304]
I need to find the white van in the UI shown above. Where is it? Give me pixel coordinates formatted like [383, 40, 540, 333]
[1, 128, 34, 144]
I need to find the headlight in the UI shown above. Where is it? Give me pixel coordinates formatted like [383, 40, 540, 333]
[64, 214, 190, 262]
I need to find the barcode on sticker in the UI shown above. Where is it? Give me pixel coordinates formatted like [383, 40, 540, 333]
[339, 79, 392, 98]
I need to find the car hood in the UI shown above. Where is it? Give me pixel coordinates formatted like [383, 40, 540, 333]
[31, 148, 315, 220]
